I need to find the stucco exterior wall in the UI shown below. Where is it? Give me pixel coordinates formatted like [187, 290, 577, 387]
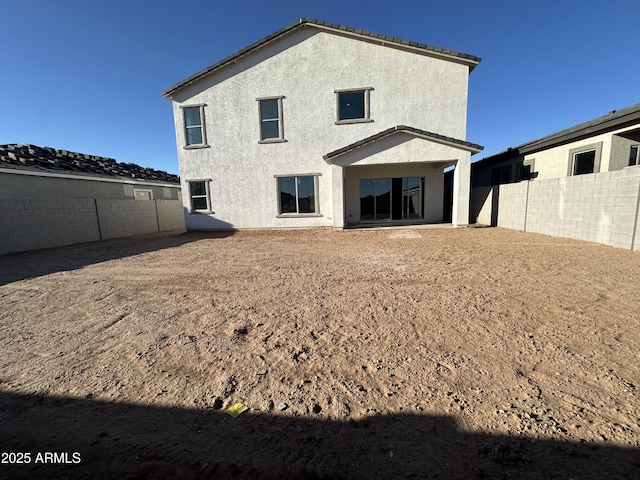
[470, 186, 493, 225]
[0, 170, 180, 201]
[471, 154, 525, 188]
[521, 133, 612, 180]
[170, 28, 471, 229]
[609, 134, 637, 171]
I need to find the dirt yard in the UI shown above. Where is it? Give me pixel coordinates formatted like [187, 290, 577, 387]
[1, 226, 639, 479]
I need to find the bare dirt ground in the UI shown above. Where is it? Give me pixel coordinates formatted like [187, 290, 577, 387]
[1, 226, 639, 479]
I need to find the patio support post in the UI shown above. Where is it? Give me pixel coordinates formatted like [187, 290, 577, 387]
[331, 164, 345, 228]
[452, 153, 471, 227]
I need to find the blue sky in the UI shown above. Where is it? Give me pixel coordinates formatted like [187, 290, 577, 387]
[1, 0, 638, 175]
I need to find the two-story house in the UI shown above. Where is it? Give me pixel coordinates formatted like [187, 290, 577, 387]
[163, 18, 483, 230]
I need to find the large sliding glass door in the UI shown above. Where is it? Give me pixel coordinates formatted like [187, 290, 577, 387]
[360, 177, 423, 222]
[403, 177, 422, 219]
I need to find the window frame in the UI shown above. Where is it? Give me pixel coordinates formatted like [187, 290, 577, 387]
[133, 188, 153, 201]
[572, 150, 596, 175]
[490, 164, 512, 185]
[567, 142, 602, 176]
[181, 104, 208, 148]
[629, 145, 639, 167]
[517, 158, 535, 181]
[274, 173, 322, 218]
[257, 96, 285, 143]
[335, 87, 373, 124]
[186, 179, 212, 213]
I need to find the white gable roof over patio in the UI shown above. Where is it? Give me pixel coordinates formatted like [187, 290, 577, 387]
[323, 125, 483, 167]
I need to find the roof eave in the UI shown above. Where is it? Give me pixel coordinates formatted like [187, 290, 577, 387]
[323, 126, 483, 163]
[162, 18, 481, 100]
[519, 108, 640, 155]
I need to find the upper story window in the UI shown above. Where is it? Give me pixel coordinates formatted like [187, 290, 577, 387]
[182, 105, 207, 148]
[335, 87, 372, 124]
[257, 96, 285, 142]
[630, 145, 639, 166]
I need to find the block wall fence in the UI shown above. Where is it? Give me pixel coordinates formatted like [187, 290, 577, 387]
[0, 198, 185, 255]
[470, 165, 640, 251]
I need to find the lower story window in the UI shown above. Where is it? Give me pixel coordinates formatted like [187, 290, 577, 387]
[277, 175, 319, 215]
[573, 150, 595, 175]
[134, 189, 153, 200]
[491, 165, 512, 185]
[630, 145, 639, 166]
[188, 180, 211, 212]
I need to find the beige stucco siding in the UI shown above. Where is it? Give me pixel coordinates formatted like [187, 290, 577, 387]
[610, 134, 637, 171]
[523, 132, 612, 180]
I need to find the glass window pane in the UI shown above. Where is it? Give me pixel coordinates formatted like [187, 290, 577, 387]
[574, 150, 595, 175]
[375, 179, 391, 219]
[190, 181, 206, 196]
[360, 179, 375, 220]
[186, 126, 203, 145]
[261, 120, 280, 140]
[406, 177, 421, 218]
[278, 177, 296, 213]
[338, 91, 365, 120]
[260, 99, 279, 120]
[184, 107, 201, 127]
[630, 146, 638, 167]
[192, 196, 208, 210]
[297, 176, 315, 213]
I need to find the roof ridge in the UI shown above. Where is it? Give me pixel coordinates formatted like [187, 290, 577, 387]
[162, 18, 481, 98]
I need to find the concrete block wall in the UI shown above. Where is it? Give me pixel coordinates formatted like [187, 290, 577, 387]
[156, 199, 186, 232]
[0, 198, 185, 255]
[470, 165, 640, 251]
[0, 198, 100, 254]
[496, 181, 528, 231]
[96, 199, 159, 240]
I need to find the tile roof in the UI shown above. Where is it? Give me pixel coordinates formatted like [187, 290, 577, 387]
[0, 144, 180, 184]
[323, 125, 484, 161]
[162, 18, 481, 98]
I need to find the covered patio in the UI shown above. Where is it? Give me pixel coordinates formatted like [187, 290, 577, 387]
[324, 126, 483, 228]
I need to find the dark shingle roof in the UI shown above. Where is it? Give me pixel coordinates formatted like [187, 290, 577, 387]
[323, 125, 483, 161]
[475, 102, 640, 166]
[0, 144, 180, 184]
[162, 18, 481, 98]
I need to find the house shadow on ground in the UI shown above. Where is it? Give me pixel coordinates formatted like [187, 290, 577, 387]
[0, 230, 236, 286]
[1, 391, 637, 480]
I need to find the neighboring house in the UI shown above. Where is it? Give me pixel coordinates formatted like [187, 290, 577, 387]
[0, 144, 184, 254]
[472, 103, 640, 187]
[1, 144, 181, 200]
[163, 18, 483, 230]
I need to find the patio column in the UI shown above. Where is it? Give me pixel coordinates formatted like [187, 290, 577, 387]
[452, 152, 471, 227]
[331, 164, 345, 228]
